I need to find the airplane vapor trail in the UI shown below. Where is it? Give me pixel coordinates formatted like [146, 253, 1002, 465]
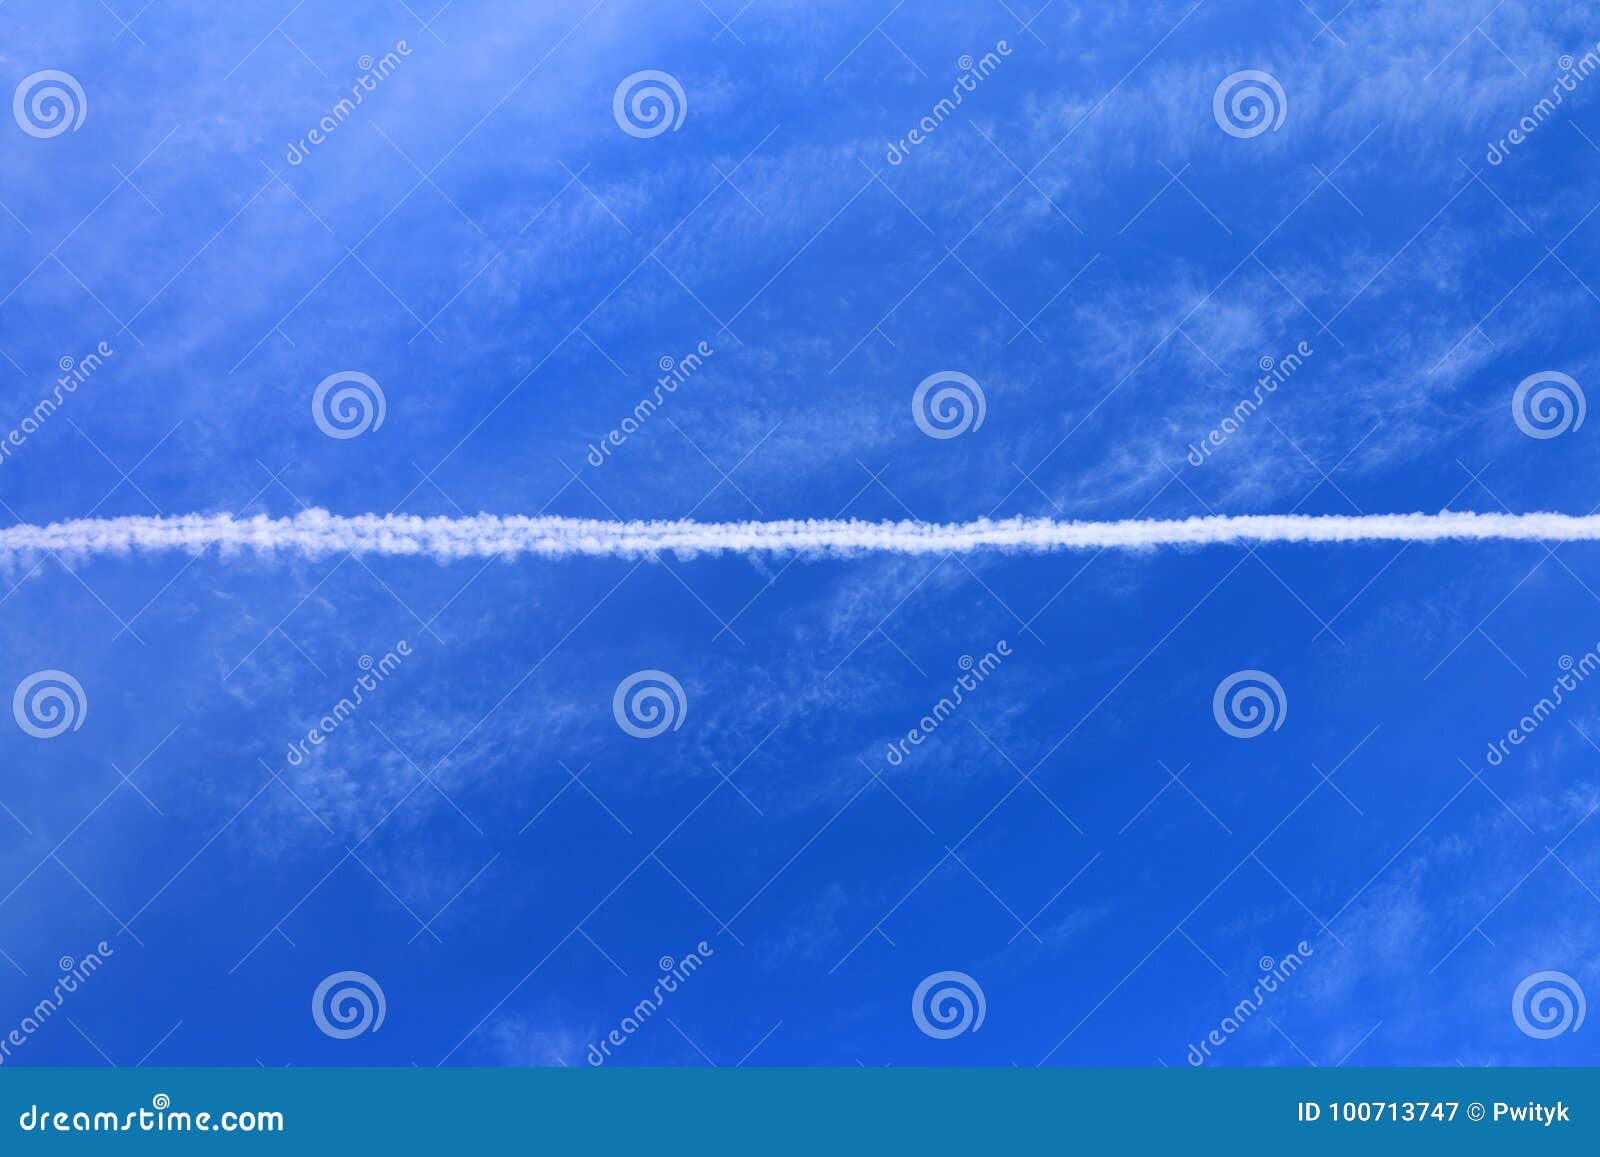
[0, 509, 1594, 561]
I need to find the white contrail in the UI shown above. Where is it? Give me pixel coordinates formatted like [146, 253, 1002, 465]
[0, 509, 1596, 561]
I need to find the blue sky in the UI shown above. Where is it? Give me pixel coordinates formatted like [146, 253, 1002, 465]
[2, 0, 1600, 1067]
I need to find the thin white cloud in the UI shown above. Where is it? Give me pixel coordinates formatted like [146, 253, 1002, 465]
[4, 508, 1599, 560]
